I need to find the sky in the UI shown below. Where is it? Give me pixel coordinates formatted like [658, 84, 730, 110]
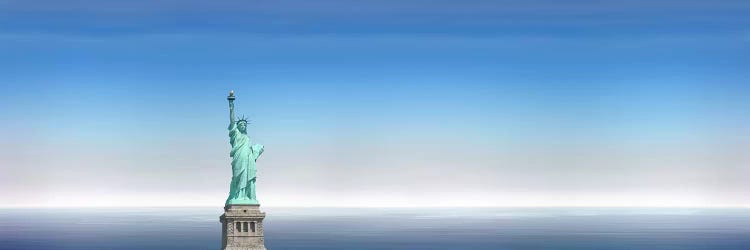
[0, 0, 749, 207]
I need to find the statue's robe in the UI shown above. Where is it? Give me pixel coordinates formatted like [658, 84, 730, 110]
[227, 122, 264, 204]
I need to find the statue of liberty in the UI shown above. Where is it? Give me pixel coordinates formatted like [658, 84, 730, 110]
[225, 90, 264, 205]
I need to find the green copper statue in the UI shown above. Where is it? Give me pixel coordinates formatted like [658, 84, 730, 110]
[226, 90, 265, 205]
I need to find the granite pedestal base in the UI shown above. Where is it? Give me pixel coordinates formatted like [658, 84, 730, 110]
[220, 204, 267, 250]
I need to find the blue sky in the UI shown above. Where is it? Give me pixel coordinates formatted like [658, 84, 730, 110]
[0, 0, 749, 207]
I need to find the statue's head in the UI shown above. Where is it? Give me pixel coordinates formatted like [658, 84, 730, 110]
[237, 119, 248, 133]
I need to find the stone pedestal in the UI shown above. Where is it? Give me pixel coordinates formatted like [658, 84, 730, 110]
[220, 204, 267, 250]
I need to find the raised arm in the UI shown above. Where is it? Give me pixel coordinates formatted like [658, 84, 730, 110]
[228, 90, 236, 129]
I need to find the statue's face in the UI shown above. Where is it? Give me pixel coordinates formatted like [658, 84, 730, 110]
[237, 121, 247, 133]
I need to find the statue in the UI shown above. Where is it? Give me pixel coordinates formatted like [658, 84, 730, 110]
[225, 90, 265, 205]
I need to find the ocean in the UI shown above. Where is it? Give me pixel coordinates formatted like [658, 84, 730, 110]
[0, 207, 748, 250]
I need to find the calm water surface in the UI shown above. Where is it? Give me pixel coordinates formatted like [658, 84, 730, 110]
[0, 207, 748, 250]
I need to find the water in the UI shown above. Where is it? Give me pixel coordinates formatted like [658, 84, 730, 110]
[0, 207, 748, 250]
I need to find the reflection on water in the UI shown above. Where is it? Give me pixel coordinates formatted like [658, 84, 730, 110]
[0, 207, 748, 250]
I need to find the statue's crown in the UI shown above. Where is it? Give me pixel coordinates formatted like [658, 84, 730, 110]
[237, 115, 250, 124]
